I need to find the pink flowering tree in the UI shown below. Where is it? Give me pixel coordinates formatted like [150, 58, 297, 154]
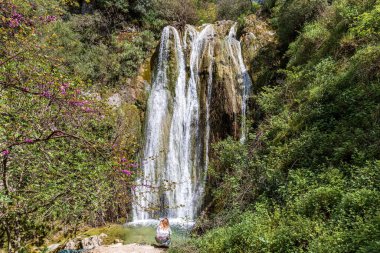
[0, 1, 138, 251]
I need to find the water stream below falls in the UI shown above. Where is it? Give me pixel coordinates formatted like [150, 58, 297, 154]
[132, 23, 252, 224]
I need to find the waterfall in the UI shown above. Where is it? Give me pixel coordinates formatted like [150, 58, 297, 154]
[226, 24, 253, 143]
[132, 23, 250, 224]
[133, 26, 185, 221]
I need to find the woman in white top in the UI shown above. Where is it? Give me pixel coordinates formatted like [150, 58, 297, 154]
[155, 218, 171, 247]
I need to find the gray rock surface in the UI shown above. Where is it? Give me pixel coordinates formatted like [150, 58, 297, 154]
[47, 243, 61, 252]
[81, 233, 108, 250]
[64, 238, 81, 250]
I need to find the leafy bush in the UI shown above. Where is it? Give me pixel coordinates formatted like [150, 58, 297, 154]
[287, 22, 329, 66]
[272, 0, 328, 46]
[196, 2, 217, 24]
[217, 0, 253, 21]
[207, 138, 251, 213]
[153, 0, 198, 27]
[195, 162, 380, 253]
[296, 186, 343, 218]
[51, 13, 155, 88]
[350, 2, 380, 42]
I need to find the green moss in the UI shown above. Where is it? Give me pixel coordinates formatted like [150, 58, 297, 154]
[81, 224, 156, 245]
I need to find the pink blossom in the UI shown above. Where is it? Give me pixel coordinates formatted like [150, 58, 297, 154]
[60, 85, 67, 95]
[83, 107, 94, 113]
[69, 100, 89, 107]
[46, 15, 57, 22]
[122, 170, 132, 176]
[127, 163, 139, 168]
[25, 138, 34, 143]
[40, 15, 57, 23]
[9, 12, 22, 28]
[9, 19, 20, 28]
[121, 158, 127, 162]
[41, 90, 52, 98]
[12, 13, 23, 20]
[1, 150, 10, 156]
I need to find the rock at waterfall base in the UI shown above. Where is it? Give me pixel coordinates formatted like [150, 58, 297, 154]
[64, 233, 108, 250]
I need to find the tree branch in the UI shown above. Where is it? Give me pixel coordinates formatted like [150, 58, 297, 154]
[2, 130, 76, 151]
[0, 50, 25, 67]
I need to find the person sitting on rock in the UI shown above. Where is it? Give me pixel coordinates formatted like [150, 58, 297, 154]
[155, 218, 171, 247]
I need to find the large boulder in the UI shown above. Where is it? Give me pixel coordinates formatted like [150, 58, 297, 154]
[64, 238, 81, 250]
[63, 233, 107, 250]
[81, 233, 108, 250]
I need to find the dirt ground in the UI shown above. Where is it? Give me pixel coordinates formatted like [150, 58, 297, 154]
[89, 243, 167, 253]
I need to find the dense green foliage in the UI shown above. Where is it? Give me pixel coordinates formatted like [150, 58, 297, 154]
[52, 13, 155, 88]
[183, 0, 380, 252]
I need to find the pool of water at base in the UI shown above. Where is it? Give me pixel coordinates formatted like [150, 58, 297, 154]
[82, 221, 192, 246]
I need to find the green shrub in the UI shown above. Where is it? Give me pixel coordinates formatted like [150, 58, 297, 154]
[272, 0, 328, 46]
[350, 2, 380, 42]
[197, 2, 217, 24]
[287, 22, 330, 66]
[197, 206, 275, 253]
[338, 189, 380, 218]
[217, 0, 253, 21]
[271, 214, 318, 253]
[51, 14, 155, 88]
[296, 186, 343, 218]
[153, 0, 198, 27]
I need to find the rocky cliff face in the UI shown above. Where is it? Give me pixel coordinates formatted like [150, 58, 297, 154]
[209, 20, 243, 141]
[241, 15, 278, 92]
[118, 15, 276, 145]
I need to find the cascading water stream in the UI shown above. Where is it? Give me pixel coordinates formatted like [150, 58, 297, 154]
[132, 23, 250, 225]
[184, 24, 215, 219]
[203, 27, 215, 200]
[226, 24, 253, 143]
[133, 26, 185, 221]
